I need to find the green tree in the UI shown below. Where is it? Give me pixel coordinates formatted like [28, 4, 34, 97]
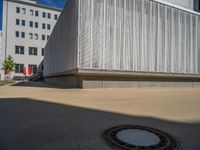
[1, 55, 15, 75]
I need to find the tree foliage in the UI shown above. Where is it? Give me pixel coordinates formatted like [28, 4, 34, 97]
[1, 55, 15, 74]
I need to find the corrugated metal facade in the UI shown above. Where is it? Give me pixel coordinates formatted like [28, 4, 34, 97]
[44, 0, 79, 76]
[78, 0, 200, 74]
[44, 0, 200, 77]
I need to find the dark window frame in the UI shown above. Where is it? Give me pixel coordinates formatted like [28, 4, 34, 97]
[35, 10, 39, 17]
[15, 64, 24, 73]
[16, 19, 20, 25]
[16, 7, 20, 13]
[47, 24, 51, 30]
[42, 35, 45, 41]
[42, 12, 46, 18]
[42, 48, 44, 56]
[15, 45, 25, 54]
[47, 13, 51, 19]
[15, 31, 20, 37]
[21, 32, 25, 38]
[30, 21, 33, 27]
[21, 20, 26, 26]
[29, 47, 38, 56]
[35, 22, 38, 28]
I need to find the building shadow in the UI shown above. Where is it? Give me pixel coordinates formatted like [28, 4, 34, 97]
[0, 98, 199, 150]
[11, 81, 66, 89]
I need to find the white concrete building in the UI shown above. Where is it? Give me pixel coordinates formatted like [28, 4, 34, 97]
[1, 0, 61, 79]
[45, 0, 200, 88]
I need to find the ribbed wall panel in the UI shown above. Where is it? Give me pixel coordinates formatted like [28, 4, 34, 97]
[44, 0, 79, 76]
[78, 0, 200, 74]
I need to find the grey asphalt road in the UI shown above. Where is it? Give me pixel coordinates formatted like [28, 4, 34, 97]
[0, 82, 200, 150]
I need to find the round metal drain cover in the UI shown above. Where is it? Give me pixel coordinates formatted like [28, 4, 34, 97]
[103, 125, 176, 150]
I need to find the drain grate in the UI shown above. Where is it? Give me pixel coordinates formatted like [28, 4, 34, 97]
[103, 125, 177, 150]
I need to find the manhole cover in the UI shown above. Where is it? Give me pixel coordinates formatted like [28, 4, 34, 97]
[103, 125, 176, 150]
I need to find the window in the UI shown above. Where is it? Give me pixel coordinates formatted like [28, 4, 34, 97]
[30, 10, 34, 16]
[22, 8, 26, 14]
[29, 33, 33, 39]
[30, 21, 33, 27]
[47, 35, 50, 40]
[29, 47, 38, 56]
[47, 13, 51, 19]
[47, 24, 51, 30]
[35, 22, 38, 28]
[34, 34, 38, 40]
[21, 32, 25, 38]
[42, 48, 44, 56]
[42, 12, 46, 18]
[42, 35, 45, 40]
[35, 10, 39, 17]
[54, 14, 58, 20]
[21, 20, 25, 26]
[28, 64, 37, 74]
[16, 19, 20, 25]
[16, 7, 20, 13]
[15, 46, 24, 54]
[15, 31, 19, 37]
[42, 23, 46, 29]
[15, 64, 24, 73]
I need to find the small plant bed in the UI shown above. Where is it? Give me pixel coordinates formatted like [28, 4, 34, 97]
[0, 80, 15, 86]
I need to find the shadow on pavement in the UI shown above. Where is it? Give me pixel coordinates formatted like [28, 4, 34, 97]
[0, 98, 199, 150]
[11, 81, 65, 89]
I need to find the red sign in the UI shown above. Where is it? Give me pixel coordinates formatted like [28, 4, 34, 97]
[23, 67, 27, 76]
[28, 67, 33, 76]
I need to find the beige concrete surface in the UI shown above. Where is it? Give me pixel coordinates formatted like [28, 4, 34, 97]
[0, 82, 200, 150]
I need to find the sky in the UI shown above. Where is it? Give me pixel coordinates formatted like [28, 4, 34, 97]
[0, 0, 67, 30]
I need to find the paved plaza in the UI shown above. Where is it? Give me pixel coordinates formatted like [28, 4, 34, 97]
[0, 82, 200, 150]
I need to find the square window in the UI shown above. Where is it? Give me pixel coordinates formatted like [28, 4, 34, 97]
[54, 14, 58, 20]
[35, 11, 39, 17]
[47, 24, 51, 30]
[48, 13, 51, 19]
[29, 33, 33, 39]
[42, 35, 45, 40]
[21, 20, 26, 26]
[30, 21, 33, 27]
[15, 64, 24, 73]
[47, 35, 50, 40]
[29, 47, 38, 56]
[16, 19, 20, 25]
[35, 22, 38, 28]
[30, 10, 34, 16]
[15, 31, 19, 37]
[22, 8, 26, 14]
[42, 12, 46, 18]
[15, 46, 24, 54]
[21, 32, 25, 38]
[16, 7, 20, 13]
[42, 23, 46, 29]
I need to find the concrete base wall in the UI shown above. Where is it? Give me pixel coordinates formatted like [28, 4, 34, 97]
[45, 75, 200, 89]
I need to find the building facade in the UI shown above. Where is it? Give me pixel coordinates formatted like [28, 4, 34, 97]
[44, 0, 200, 88]
[1, 0, 61, 79]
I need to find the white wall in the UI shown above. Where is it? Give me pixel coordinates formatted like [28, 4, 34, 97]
[1, 0, 61, 79]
